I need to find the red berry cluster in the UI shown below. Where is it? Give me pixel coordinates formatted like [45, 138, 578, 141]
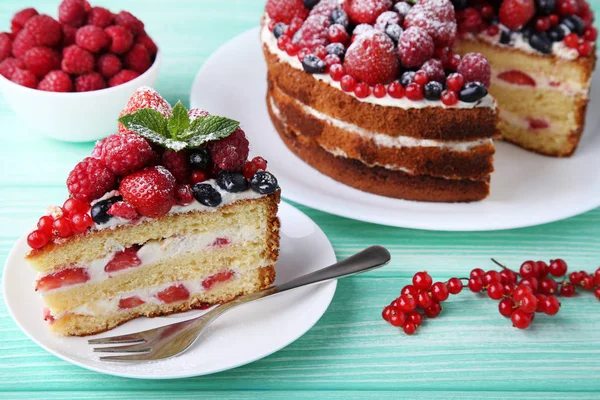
[382, 271, 463, 335]
[382, 259, 600, 334]
[27, 198, 92, 249]
[0, 0, 157, 91]
[266, 0, 491, 104]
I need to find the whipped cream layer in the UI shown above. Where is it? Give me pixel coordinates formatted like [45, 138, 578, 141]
[491, 69, 590, 97]
[261, 15, 496, 110]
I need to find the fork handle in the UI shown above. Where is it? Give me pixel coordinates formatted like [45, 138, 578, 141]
[274, 245, 391, 293]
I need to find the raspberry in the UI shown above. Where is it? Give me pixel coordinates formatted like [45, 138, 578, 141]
[457, 7, 483, 33]
[114, 11, 145, 36]
[108, 69, 140, 87]
[118, 86, 172, 133]
[67, 157, 117, 202]
[292, 14, 331, 49]
[266, 0, 309, 24]
[11, 68, 38, 88]
[23, 15, 62, 47]
[11, 30, 35, 59]
[11, 8, 38, 34]
[162, 150, 190, 183]
[404, 0, 457, 47]
[90, 137, 106, 158]
[343, 30, 399, 85]
[208, 127, 250, 171]
[87, 7, 113, 28]
[76, 25, 109, 53]
[175, 184, 194, 205]
[119, 166, 177, 218]
[101, 133, 156, 175]
[61, 45, 94, 74]
[457, 52, 491, 87]
[309, 0, 339, 17]
[96, 53, 122, 77]
[124, 43, 151, 73]
[420, 58, 445, 82]
[499, 0, 535, 30]
[343, 0, 393, 25]
[397, 26, 434, 68]
[61, 24, 77, 46]
[38, 70, 73, 92]
[0, 33, 12, 62]
[107, 201, 138, 220]
[188, 108, 210, 119]
[23, 47, 60, 78]
[58, 0, 86, 27]
[74, 72, 106, 92]
[136, 34, 158, 57]
[104, 25, 133, 54]
[374, 11, 401, 31]
[0, 58, 24, 79]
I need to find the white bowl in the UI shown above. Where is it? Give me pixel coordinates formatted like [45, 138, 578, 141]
[0, 51, 161, 142]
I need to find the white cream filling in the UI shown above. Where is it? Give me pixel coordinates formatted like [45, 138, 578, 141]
[491, 68, 590, 96]
[261, 14, 496, 110]
[498, 109, 570, 134]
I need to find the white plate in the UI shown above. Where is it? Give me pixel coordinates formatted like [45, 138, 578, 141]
[3, 201, 337, 379]
[190, 28, 600, 231]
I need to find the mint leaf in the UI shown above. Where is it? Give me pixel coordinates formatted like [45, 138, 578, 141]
[183, 115, 240, 147]
[167, 101, 190, 139]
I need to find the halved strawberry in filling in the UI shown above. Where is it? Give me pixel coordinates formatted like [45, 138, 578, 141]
[156, 284, 190, 304]
[118, 296, 146, 309]
[105, 246, 142, 273]
[497, 70, 536, 87]
[528, 118, 550, 130]
[43, 308, 55, 324]
[212, 237, 231, 247]
[202, 270, 234, 291]
[36, 267, 90, 291]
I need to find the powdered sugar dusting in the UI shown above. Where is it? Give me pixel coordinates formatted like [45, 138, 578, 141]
[403, 0, 456, 47]
[309, 0, 340, 17]
[293, 14, 331, 49]
[374, 11, 401, 31]
[120, 86, 173, 117]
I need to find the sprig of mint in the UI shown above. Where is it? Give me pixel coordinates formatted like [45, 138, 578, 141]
[118, 101, 240, 151]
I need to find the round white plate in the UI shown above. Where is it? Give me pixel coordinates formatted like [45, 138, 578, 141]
[191, 28, 600, 231]
[3, 201, 337, 379]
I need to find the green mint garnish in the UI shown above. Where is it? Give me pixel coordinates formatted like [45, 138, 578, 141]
[118, 101, 240, 151]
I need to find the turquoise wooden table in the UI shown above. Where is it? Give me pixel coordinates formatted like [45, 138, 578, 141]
[1, 1, 600, 398]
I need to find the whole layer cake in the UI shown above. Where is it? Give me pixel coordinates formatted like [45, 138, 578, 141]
[452, 0, 597, 156]
[262, 0, 499, 202]
[25, 87, 281, 336]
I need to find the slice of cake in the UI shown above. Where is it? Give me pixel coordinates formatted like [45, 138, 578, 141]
[452, 0, 597, 156]
[262, 0, 499, 202]
[25, 87, 281, 336]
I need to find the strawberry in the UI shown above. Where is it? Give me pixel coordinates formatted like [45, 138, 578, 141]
[107, 201, 138, 219]
[118, 296, 146, 309]
[202, 270, 234, 290]
[35, 267, 89, 291]
[343, 0, 392, 25]
[499, 0, 536, 30]
[119, 166, 177, 218]
[343, 30, 399, 85]
[266, 0, 309, 24]
[497, 70, 536, 86]
[104, 247, 142, 273]
[156, 284, 190, 304]
[118, 86, 172, 134]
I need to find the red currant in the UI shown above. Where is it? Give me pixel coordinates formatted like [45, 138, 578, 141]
[549, 259, 567, 277]
[483, 270, 502, 285]
[405, 83, 424, 101]
[503, 282, 517, 296]
[511, 309, 532, 329]
[243, 162, 259, 180]
[595, 268, 600, 286]
[468, 276, 483, 292]
[441, 90, 459, 106]
[519, 277, 539, 293]
[191, 170, 209, 184]
[535, 294, 547, 313]
[176, 184, 194, 205]
[403, 321, 417, 335]
[373, 84, 386, 98]
[413, 71, 429, 86]
[277, 35, 290, 51]
[285, 42, 300, 56]
[500, 269, 518, 284]
[543, 296, 561, 315]
[580, 275, 595, 290]
[470, 268, 485, 279]
[535, 261, 549, 279]
[578, 41, 593, 57]
[382, 305, 393, 321]
[27, 230, 50, 249]
[520, 260, 537, 278]
[413, 271, 433, 290]
[447, 278, 463, 294]
[328, 24, 349, 43]
[324, 54, 341, 70]
[498, 298, 514, 318]
[557, 0, 578, 15]
[401, 285, 419, 298]
[535, 17, 551, 32]
[354, 82, 370, 98]
[584, 26, 598, 41]
[297, 48, 311, 63]
[70, 213, 93, 233]
[329, 64, 345, 81]
[564, 33, 580, 49]
[486, 282, 503, 300]
[52, 217, 73, 238]
[387, 81, 404, 98]
[37, 215, 54, 235]
[62, 198, 89, 216]
[549, 14, 560, 26]
[417, 290, 433, 308]
[397, 294, 417, 313]
[539, 278, 558, 295]
[518, 293, 538, 314]
[569, 271, 583, 285]
[389, 310, 406, 327]
[560, 281, 576, 297]
[513, 285, 533, 302]
[252, 156, 268, 171]
[408, 311, 423, 326]
[431, 282, 449, 302]
[594, 287, 600, 301]
[340, 75, 356, 92]
[481, 5, 495, 19]
[423, 302, 442, 318]
[486, 24, 500, 36]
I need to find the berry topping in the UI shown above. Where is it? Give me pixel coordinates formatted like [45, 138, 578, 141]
[267, 0, 309, 24]
[90, 195, 122, 224]
[250, 171, 279, 194]
[67, 157, 117, 203]
[119, 296, 145, 309]
[176, 184, 194, 205]
[397, 26, 434, 68]
[104, 25, 134, 54]
[457, 53, 491, 87]
[343, 30, 399, 85]
[188, 148, 211, 171]
[96, 53, 122, 77]
[118, 87, 173, 134]
[192, 183, 222, 207]
[161, 150, 190, 183]
[459, 81, 488, 102]
[202, 270, 234, 290]
[343, 0, 392, 25]
[499, 0, 536, 30]
[423, 81, 443, 100]
[497, 70, 536, 86]
[100, 133, 156, 176]
[310, 0, 339, 17]
[74, 72, 106, 92]
[119, 166, 177, 218]
[27, 230, 50, 249]
[420, 58, 445, 83]
[107, 201, 138, 220]
[156, 284, 190, 304]
[374, 11, 401, 31]
[36, 267, 89, 292]
[61, 45, 94, 74]
[293, 14, 331, 49]
[404, 0, 457, 47]
[330, 8, 350, 27]
[104, 247, 142, 273]
[216, 171, 249, 193]
[302, 53, 326, 73]
[208, 127, 249, 172]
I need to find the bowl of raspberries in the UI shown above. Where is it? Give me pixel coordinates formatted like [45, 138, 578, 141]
[0, 0, 160, 142]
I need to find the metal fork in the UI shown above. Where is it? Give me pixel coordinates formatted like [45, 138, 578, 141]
[89, 245, 391, 362]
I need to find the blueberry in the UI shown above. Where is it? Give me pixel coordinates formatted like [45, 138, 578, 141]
[302, 54, 326, 73]
[216, 171, 248, 193]
[500, 28, 514, 45]
[561, 15, 585, 36]
[90, 196, 122, 224]
[423, 81, 443, 101]
[304, 0, 320, 9]
[529, 31, 552, 54]
[548, 26, 565, 42]
[192, 184, 222, 207]
[385, 23, 402, 43]
[250, 171, 279, 194]
[330, 8, 349, 28]
[394, 2, 412, 16]
[521, 24, 534, 40]
[400, 71, 416, 87]
[189, 149, 211, 170]
[325, 42, 345, 60]
[459, 82, 488, 103]
[451, 0, 468, 10]
[536, 0, 556, 15]
[273, 22, 287, 39]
